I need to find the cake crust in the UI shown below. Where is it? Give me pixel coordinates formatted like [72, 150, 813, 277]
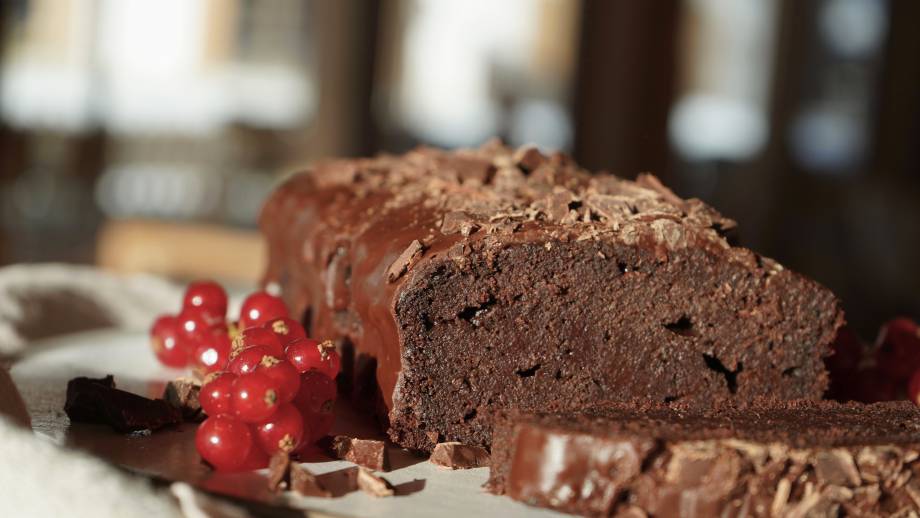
[260, 142, 843, 451]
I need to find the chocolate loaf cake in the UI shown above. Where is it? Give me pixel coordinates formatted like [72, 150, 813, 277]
[489, 401, 920, 517]
[259, 142, 843, 451]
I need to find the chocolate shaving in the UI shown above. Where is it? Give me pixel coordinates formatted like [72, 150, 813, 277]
[440, 211, 480, 236]
[267, 452, 292, 492]
[636, 173, 685, 207]
[162, 377, 202, 422]
[485, 220, 520, 235]
[585, 193, 634, 223]
[430, 442, 491, 469]
[331, 436, 389, 471]
[65, 375, 182, 433]
[356, 467, 395, 497]
[290, 463, 332, 498]
[534, 190, 577, 222]
[814, 450, 862, 487]
[386, 239, 425, 282]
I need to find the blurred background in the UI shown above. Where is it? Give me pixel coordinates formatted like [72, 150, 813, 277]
[0, 0, 917, 337]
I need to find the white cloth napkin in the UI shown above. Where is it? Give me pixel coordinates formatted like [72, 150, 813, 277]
[0, 263, 181, 357]
[0, 415, 181, 518]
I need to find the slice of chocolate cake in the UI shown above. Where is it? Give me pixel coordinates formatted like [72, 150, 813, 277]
[489, 401, 920, 517]
[259, 141, 842, 452]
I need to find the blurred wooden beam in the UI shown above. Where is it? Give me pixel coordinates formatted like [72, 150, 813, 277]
[873, 0, 920, 178]
[307, 0, 381, 158]
[96, 220, 264, 283]
[572, 0, 680, 178]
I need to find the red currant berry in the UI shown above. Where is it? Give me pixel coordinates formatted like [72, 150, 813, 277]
[200, 372, 237, 416]
[264, 317, 307, 348]
[826, 327, 863, 375]
[232, 372, 282, 423]
[230, 327, 284, 360]
[195, 415, 253, 471]
[256, 356, 301, 403]
[876, 318, 920, 383]
[150, 315, 190, 368]
[193, 329, 232, 374]
[303, 409, 335, 444]
[292, 370, 337, 414]
[239, 442, 270, 470]
[285, 338, 341, 379]
[227, 345, 274, 376]
[239, 291, 289, 330]
[255, 403, 305, 455]
[182, 280, 228, 320]
[178, 306, 223, 341]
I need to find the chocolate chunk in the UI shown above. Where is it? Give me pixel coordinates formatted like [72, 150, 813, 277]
[267, 452, 291, 492]
[65, 375, 181, 433]
[332, 436, 389, 471]
[444, 156, 493, 184]
[386, 239, 424, 282]
[513, 145, 546, 172]
[290, 463, 332, 498]
[64, 375, 115, 423]
[356, 467, 395, 497]
[430, 442, 491, 469]
[162, 377, 202, 422]
[317, 466, 360, 497]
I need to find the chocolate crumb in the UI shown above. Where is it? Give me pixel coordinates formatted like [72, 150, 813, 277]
[332, 436, 389, 471]
[429, 442, 491, 469]
[267, 452, 291, 492]
[386, 239, 425, 282]
[162, 377, 202, 422]
[356, 467, 395, 497]
[290, 463, 332, 498]
[65, 375, 182, 433]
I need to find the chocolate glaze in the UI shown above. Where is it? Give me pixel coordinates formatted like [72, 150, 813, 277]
[490, 400, 920, 517]
[260, 142, 843, 451]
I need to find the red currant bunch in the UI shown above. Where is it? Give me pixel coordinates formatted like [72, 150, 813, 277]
[151, 281, 342, 470]
[825, 318, 920, 405]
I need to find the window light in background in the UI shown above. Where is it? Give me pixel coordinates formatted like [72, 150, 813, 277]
[789, 0, 889, 174]
[391, 0, 578, 150]
[1, 0, 316, 135]
[669, 0, 778, 163]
